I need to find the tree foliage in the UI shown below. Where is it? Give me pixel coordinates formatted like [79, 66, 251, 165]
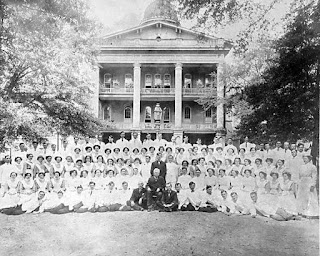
[236, 1, 319, 154]
[0, 0, 103, 149]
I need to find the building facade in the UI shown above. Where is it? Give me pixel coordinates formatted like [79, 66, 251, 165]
[93, 0, 232, 144]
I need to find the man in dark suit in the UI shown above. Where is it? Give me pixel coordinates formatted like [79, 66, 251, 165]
[157, 182, 178, 212]
[128, 181, 147, 211]
[146, 168, 165, 211]
[150, 152, 167, 179]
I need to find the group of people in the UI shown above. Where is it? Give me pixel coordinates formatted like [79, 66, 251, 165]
[0, 132, 318, 220]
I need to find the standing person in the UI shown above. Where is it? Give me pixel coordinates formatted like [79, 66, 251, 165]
[283, 142, 292, 162]
[157, 182, 178, 212]
[296, 155, 318, 218]
[166, 155, 179, 185]
[0, 155, 12, 189]
[146, 168, 165, 211]
[116, 131, 129, 149]
[224, 138, 238, 155]
[150, 153, 167, 180]
[239, 136, 255, 153]
[154, 133, 167, 149]
[105, 135, 116, 151]
[273, 141, 284, 163]
[129, 132, 142, 151]
[142, 133, 153, 149]
[288, 149, 303, 183]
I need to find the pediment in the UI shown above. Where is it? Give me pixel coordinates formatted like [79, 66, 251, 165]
[101, 21, 232, 49]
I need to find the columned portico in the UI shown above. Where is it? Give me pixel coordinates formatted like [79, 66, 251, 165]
[216, 63, 224, 129]
[174, 63, 182, 128]
[133, 63, 141, 129]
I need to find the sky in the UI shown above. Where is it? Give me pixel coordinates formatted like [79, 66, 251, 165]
[88, 0, 295, 40]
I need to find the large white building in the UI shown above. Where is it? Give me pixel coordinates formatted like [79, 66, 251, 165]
[92, 0, 232, 144]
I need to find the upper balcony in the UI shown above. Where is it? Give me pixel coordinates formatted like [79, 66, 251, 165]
[99, 85, 214, 100]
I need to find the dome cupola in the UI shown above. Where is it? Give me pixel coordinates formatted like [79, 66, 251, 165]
[141, 0, 180, 26]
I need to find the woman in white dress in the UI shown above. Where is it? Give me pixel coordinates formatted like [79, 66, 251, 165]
[0, 172, 21, 209]
[238, 148, 246, 163]
[13, 156, 24, 181]
[23, 154, 35, 177]
[65, 170, 80, 195]
[83, 155, 94, 178]
[217, 169, 231, 192]
[241, 169, 256, 203]
[247, 147, 259, 164]
[296, 155, 318, 217]
[229, 170, 242, 196]
[204, 168, 218, 190]
[128, 167, 143, 190]
[34, 170, 50, 192]
[50, 171, 66, 194]
[53, 155, 65, 176]
[92, 169, 105, 191]
[131, 148, 141, 162]
[104, 170, 116, 188]
[255, 171, 268, 200]
[225, 148, 236, 163]
[265, 172, 280, 206]
[79, 170, 90, 191]
[44, 155, 54, 179]
[231, 158, 242, 175]
[240, 159, 253, 176]
[252, 158, 265, 177]
[63, 156, 75, 179]
[104, 148, 113, 162]
[122, 147, 131, 162]
[265, 158, 275, 178]
[34, 155, 48, 177]
[19, 172, 36, 204]
[205, 148, 216, 164]
[93, 155, 106, 174]
[274, 159, 288, 178]
[115, 168, 130, 190]
[278, 172, 297, 215]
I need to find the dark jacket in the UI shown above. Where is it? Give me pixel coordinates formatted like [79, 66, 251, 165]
[130, 188, 146, 203]
[150, 160, 167, 178]
[161, 190, 178, 206]
[147, 176, 165, 192]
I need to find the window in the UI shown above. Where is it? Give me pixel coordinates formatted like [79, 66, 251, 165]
[145, 106, 152, 123]
[184, 107, 191, 120]
[163, 108, 170, 123]
[125, 74, 133, 88]
[154, 74, 162, 88]
[184, 74, 192, 88]
[124, 107, 132, 119]
[104, 73, 112, 88]
[205, 108, 212, 123]
[104, 106, 111, 121]
[145, 74, 152, 88]
[164, 74, 171, 88]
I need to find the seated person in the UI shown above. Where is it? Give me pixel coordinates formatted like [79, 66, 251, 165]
[217, 190, 233, 215]
[249, 191, 300, 221]
[128, 181, 147, 211]
[110, 181, 132, 211]
[229, 192, 250, 215]
[76, 181, 98, 213]
[175, 183, 188, 210]
[146, 168, 165, 211]
[1, 191, 47, 215]
[198, 185, 219, 213]
[157, 182, 178, 212]
[181, 182, 201, 211]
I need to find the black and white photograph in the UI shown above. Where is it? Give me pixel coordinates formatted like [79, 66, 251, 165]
[0, 0, 319, 255]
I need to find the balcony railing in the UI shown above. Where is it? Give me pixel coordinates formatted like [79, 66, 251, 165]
[141, 88, 175, 95]
[101, 121, 217, 131]
[99, 87, 133, 94]
[182, 88, 214, 95]
[99, 87, 214, 96]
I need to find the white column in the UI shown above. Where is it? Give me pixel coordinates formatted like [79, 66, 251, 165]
[175, 63, 183, 128]
[133, 63, 141, 129]
[91, 67, 100, 118]
[216, 63, 224, 129]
